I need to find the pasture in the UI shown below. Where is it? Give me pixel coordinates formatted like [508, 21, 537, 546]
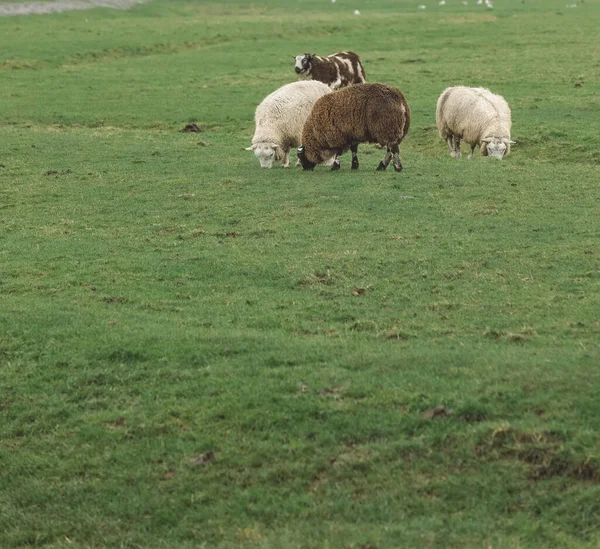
[1, 0, 599, 547]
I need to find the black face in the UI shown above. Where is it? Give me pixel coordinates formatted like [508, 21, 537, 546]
[297, 146, 316, 171]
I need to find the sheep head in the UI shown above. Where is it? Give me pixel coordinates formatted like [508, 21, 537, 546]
[246, 142, 282, 168]
[294, 54, 313, 75]
[481, 137, 515, 159]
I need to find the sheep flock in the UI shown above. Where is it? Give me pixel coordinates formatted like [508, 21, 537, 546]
[247, 50, 515, 171]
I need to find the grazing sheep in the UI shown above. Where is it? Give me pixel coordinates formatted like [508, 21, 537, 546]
[246, 81, 332, 168]
[293, 51, 366, 89]
[297, 83, 411, 172]
[436, 86, 515, 159]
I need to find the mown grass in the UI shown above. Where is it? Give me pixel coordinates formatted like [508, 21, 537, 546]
[1, 1, 599, 547]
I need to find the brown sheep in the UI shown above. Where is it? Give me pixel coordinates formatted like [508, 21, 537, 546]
[294, 51, 366, 89]
[297, 83, 411, 172]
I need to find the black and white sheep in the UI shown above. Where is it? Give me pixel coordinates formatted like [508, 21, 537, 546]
[246, 80, 332, 168]
[297, 83, 411, 172]
[293, 51, 366, 89]
[436, 86, 515, 159]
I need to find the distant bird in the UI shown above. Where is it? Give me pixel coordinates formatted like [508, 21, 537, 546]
[477, 0, 483, 4]
[462, 0, 468, 4]
[418, 4, 426, 8]
[485, 0, 493, 7]
[354, 8, 360, 14]
[439, 0, 446, 5]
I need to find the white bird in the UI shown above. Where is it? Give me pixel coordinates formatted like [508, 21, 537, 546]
[485, 0, 493, 7]
[354, 8, 360, 14]
[331, 0, 336, 3]
[439, 0, 446, 5]
[418, 4, 426, 8]
[462, 0, 468, 4]
[477, 0, 483, 4]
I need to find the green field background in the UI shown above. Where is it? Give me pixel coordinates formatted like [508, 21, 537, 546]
[1, 1, 599, 547]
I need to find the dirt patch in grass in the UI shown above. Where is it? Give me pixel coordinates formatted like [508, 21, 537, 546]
[475, 426, 600, 482]
[0, 0, 147, 17]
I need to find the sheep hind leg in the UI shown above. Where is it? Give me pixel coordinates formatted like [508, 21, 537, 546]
[282, 149, 290, 168]
[468, 143, 476, 160]
[377, 148, 393, 171]
[351, 143, 359, 170]
[391, 144, 403, 173]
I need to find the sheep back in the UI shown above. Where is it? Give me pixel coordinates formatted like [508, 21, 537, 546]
[252, 81, 332, 149]
[436, 86, 512, 147]
[303, 51, 367, 89]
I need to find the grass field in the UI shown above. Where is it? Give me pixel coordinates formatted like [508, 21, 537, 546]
[1, 0, 599, 547]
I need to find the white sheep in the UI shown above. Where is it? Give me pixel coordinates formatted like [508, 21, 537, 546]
[246, 81, 332, 168]
[436, 86, 515, 159]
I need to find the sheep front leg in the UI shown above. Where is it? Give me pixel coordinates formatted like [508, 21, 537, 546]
[331, 155, 341, 171]
[453, 136, 462, 158]
[377, 148, 393, 171]
[351, 143, 359, 170]
[282, 149, 290, 168]
[446, 136, 455, 157]
[391, 144, 403, 173]
[468, 143, 476, 159]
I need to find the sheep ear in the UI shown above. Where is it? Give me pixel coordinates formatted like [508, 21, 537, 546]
[245, 145, 256, 151]
[271, 143, 280, 150]
[507, 140, 516, 144]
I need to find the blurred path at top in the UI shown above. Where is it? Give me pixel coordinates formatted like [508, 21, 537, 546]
[0, 0, 147, 16]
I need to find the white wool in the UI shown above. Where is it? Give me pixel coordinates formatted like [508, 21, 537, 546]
[436, 86, 513, 158]
[248, 81, 332, 168]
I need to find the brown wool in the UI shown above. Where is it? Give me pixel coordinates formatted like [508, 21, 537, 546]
[301, 83, 411, 166]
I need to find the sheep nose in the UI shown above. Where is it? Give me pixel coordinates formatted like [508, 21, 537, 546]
[295, 67, 302, 74]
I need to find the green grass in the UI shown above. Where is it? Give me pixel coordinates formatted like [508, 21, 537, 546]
[1, 1, 599, 547]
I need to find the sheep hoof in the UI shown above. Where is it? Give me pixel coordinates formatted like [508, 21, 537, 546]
[376, 161, 387, 171]
[394, 164, 403, 173]
[331, 161, 341, 171]
[351, 158, 359, 170]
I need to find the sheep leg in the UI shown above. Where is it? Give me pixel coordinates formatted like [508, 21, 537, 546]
[351, 143, 359, 170]
[282, 149, 290, 168]
[446, 136, 455, 157]
[331, 154, 341, 171]
[468, 143, 476, 160]
[453, 136, 462, 158]
[391, 144, 403, 173]
[377, 148, 393, 171]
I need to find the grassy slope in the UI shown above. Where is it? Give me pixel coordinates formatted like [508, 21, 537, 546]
[1, 1, 599, 547]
